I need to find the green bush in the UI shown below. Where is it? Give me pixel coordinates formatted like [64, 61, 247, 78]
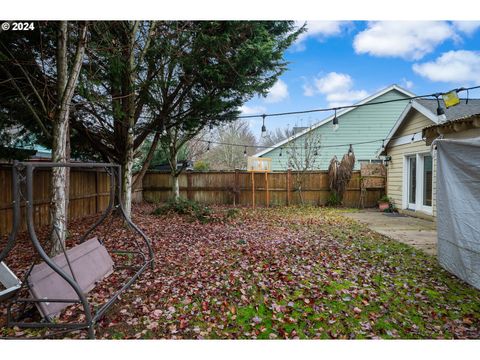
[326, 192, 342, 206]
[378, 195, 391, 203]
[193, 160, 210, 171]
[152, 198, 242, 223]
[152, 197, 212, 222]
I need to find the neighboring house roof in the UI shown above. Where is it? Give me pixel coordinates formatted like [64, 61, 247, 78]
[423, 112, 480, 145]
[380, 98, 480, 154]
[254, 84, 415, 158]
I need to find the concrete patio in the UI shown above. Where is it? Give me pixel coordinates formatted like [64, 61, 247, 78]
[342, 210, 438, 256]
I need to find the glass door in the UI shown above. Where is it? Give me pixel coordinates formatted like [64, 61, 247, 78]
[422, 155, 433, 209]
[405, 153, 433, 214]
[407, 156, 416, 210]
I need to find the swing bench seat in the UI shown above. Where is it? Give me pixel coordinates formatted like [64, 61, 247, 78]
[0, 261, 22, 302]
[27, 237, 114, 318]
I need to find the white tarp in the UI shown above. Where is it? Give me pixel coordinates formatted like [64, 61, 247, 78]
[436, 137, 480, 289]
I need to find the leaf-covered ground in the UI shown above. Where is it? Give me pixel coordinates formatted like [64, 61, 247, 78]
[1, 204, 479, 339]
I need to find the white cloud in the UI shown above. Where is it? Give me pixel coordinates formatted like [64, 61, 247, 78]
[264, 79, 289, 103]
[412, 50, 480, 85]
[293, 21, 350, 51]
[353, 21, 457, 60]
[452, 21, 480, 35]
[303, 83, 316, 97]
[240, 104, 266, 115]
[401, 78, 414, 89]
[306, 72, 368, 107]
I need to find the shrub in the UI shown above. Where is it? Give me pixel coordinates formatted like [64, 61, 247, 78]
[193, 160, 210, 171]
[326, 192, 342, 207]
[378, 195, 391, 203]
[152, 197, 212, 223]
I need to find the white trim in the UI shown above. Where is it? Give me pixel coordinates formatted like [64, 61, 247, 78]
[389, 132, 424, 147]
[377, 100, 438, 157]
[254, 84, 416, 157]
[402, 152, 433, 215]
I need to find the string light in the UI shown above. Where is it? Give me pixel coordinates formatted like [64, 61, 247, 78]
[243, 146, 247, 157]
[436, 95, 447, 122]
[261, 114, 267, 138]
[167, 85, 478, 154]
[332, 109, 339, 132]
[410, 133, 415, 143]
[237, 85, 479, 121]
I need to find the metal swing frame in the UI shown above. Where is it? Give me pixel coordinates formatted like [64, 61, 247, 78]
[0, 161, 154, 339]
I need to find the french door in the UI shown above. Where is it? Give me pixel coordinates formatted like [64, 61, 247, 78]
[405, 153, 433, 214]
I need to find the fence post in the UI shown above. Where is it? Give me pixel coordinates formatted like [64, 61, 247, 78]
[287, 169, 291, 206]
[187, 171, 193, 200]
[234, 169, 240, 206]
[95, 170, 99, 213]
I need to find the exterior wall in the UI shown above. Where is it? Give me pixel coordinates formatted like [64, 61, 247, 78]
[386, 111, 436, 218]
[261, 89, 411, 170]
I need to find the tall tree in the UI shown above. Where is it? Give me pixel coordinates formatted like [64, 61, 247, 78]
[71, 21, 158, 216]
[145, 21, 303, 199]
[50, 21, 87, 254]
[0, 21, 87, 254]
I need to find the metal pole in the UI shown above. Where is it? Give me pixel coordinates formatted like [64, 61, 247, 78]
[24, 164, 95, 339]
[114, 166, 154, 269]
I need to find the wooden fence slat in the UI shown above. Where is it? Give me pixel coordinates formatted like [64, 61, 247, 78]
[0, 165, 386, 236]
[0, 166, 111, 236]
[143, 169, 385, 209]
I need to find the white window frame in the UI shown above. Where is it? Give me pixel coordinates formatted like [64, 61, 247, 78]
[402, 152, 433, 215]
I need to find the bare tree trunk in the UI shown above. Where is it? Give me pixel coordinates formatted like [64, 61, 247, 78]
[132, 131, 161, 190]
[172, 174, 180, 200]
[122, 144, 134, 216]
[50, 22, 68, 255]
[170, 149, 180, 200]
[121, 22, 139, 217]
[50, 21, 87, 256]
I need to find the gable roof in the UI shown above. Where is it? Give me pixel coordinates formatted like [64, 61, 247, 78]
[381, 98, 480, 153]
[254, 84, 415, 157]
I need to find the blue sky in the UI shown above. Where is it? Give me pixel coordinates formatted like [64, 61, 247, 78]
[242, 21, 480, 138]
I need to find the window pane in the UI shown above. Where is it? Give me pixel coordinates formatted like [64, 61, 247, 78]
[423, 155, 433, 206]
[409, 157, 416, 204]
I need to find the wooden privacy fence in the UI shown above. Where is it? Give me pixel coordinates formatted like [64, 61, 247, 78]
[143, 165, 386, 208]
[0, 163, 386, 236]
[0, 165, 111, 236]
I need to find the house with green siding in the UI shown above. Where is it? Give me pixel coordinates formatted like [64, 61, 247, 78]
[255, 85, 415, 170]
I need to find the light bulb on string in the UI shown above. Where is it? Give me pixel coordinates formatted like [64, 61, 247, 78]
[261, 114, 267, 138]
[382, 139, 385, 151]
[436, 95, 447, 122]
[279, 147, 283, 157]
[207, 141, 210, 151]
[410, 133, 415, 143]
[332, 109, 339, 132]
[243, 146, 247, 157]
